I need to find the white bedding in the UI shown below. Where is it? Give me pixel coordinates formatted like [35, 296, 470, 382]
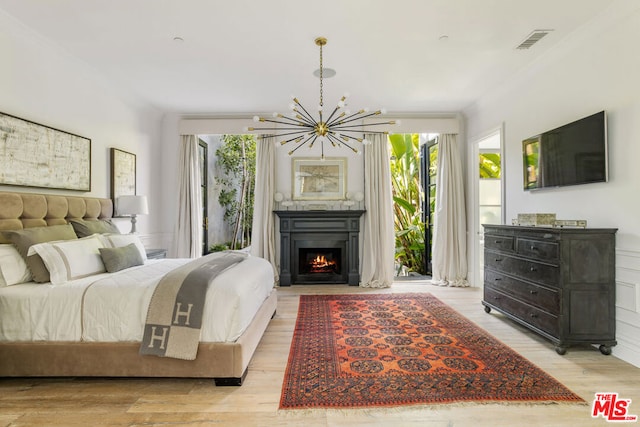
[0, 255, 274, 343]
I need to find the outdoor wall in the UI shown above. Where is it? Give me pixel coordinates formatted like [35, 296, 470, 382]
[199, 134, 233, 249]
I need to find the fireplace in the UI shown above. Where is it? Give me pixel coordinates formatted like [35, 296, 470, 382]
[275, 210, 364, 286]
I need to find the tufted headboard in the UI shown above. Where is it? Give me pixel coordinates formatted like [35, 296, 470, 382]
[0, 191, 113, 244]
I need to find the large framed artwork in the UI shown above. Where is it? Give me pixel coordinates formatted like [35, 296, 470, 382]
[0, 111, 91, 191]
[292, 157, 346, 200]
[110, 148, 136, 216]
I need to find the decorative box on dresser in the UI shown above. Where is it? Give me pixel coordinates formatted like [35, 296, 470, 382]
[482, 225, 617, 355]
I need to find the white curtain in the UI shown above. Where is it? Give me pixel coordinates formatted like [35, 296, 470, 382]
[250, 136, 279, 283]
[360, 133, 395, 288]
[431, 133, 469, 287]
[172, 135, 203, 259]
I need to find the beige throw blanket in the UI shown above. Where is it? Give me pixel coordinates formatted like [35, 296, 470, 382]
[140, 251, 248, 360]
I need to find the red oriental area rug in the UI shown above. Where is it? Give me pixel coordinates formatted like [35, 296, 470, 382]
[279, 293, 584, 409]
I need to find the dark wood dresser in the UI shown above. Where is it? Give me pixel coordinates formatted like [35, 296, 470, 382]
[482, 225, 617, 355]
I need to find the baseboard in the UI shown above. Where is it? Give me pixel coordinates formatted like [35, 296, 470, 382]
[612, 337, 640, 368]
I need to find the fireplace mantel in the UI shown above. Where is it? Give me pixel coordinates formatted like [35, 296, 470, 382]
[274, 210, 365, 286]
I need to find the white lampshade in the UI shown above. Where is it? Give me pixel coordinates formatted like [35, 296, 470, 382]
[117, 195, 149, 215]
[117, 195, 148, 234]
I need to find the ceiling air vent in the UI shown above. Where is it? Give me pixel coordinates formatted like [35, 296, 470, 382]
[516, 29, 553, 50]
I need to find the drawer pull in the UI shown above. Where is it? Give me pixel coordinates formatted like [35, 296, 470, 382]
[530, 245, 538, 251]
[529, 290, 538, 295]
[494, 258, 503, 262]
[530, 313, 538, 318]
[529, 266, 537, 272]
[493, 296, 501, 301]
[494, 278, 502, 281]
[494, 240, 502, 244]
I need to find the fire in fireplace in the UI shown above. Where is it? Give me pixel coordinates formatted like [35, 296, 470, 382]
[307, 254, 337, 274]
[299, 248, 341, 276]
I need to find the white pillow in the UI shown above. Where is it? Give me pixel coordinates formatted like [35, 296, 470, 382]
[99, 234, 147, 261]
[27, 235, 106, 285]
[0, 244, 32, 286]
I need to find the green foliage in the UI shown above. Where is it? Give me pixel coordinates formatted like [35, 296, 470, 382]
[209, 241, 245, 252]
[209, 242, 230, 252]
[479, 152, 501, 179]
[428, 144, 438, 217]
[215, 134, 256, 249]
[389, 134, 426, 275]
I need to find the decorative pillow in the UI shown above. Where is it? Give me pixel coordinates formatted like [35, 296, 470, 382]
[69, 219, 120, 238]
[99, 243, 144, 273]
[27, 235, 106, 285]
[0, 244, 32, 286]
[1, 224, 78, 283]
[99, 234, 147, 261]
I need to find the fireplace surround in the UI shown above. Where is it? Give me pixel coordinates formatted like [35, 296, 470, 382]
[275, 210, 364, 286]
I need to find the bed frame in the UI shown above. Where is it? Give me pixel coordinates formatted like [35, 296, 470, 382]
[0, 191, 277, 386]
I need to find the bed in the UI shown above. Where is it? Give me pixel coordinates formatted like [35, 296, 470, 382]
[0, 191, 277, 386]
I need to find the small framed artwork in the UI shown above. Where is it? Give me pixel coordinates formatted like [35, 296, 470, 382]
[292, 157, 346, 200]
[110, 148, 136, 216]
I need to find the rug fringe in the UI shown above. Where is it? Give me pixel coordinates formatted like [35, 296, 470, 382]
[277, 399, 588, 415]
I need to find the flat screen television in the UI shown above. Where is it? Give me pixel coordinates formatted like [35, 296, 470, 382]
[523, 111, 608, 190]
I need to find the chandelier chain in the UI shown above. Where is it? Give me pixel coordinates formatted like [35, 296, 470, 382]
[319, 41, 323, 108]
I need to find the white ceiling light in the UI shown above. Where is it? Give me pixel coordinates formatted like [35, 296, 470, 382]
[313, 68, 336, 78]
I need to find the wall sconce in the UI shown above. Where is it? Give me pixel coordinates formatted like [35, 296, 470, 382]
[117, 195, 149, 234]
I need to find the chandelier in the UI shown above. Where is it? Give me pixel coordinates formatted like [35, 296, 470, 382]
[247, 37, 396, 159]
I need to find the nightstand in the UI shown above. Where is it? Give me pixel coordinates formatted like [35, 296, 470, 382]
[145, 248, 167, 260]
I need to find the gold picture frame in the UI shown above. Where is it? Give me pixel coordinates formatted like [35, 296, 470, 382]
[292, 157, 346, 200]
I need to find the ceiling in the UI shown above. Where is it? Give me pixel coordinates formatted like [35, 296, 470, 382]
[0, 0, 617, 115]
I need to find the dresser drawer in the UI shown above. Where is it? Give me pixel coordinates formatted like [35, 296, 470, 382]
[484, 288, 559, 337]
[485, 252, 560, 288]
[516, 238, 559, 262]
[484, 270, 560, 315]
[484, 234, 515, 253]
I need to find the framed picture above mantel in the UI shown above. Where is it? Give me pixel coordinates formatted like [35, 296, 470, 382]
[0, 111, 91, 191]
[292, 157, 346, 200]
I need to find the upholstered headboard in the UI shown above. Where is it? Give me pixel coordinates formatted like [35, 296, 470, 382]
[0, 191, 113, 243]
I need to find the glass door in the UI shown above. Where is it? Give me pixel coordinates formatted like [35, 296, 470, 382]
[474, 129, 502, 287]
[421, 136, 438, 276]
[198, 139, 208, 255]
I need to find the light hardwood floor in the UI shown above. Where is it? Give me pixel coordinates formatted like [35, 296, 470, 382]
[1, 282, 639, 426]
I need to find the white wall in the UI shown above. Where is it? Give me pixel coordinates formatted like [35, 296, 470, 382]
[0, 10, 164, 248]
[464, 2, 640, 367]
